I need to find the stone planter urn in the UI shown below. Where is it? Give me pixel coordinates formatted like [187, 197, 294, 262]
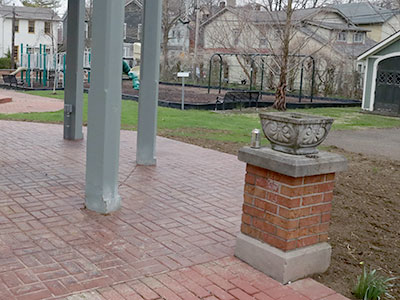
[259, 112, 334, 155]
[235, 111, 346, 284]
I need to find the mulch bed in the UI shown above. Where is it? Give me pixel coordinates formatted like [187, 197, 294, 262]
[120, 81, 350, 105]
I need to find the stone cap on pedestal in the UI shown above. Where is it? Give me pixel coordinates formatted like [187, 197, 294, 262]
[238, 146, 347, 178]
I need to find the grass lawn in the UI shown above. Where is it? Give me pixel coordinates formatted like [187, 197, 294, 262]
[1, 90, 400, 153]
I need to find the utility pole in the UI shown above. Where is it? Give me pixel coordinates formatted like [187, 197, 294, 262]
[193, 0, 200, 81]
[11, 4, 16, 69]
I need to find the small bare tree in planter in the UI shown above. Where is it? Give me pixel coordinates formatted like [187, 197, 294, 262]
[202, 0, 343, 109]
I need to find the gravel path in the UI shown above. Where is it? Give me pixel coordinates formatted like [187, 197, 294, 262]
[323, 127, 400, 161]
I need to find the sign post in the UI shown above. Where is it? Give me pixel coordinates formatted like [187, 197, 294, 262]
[177, 72, 190, 110]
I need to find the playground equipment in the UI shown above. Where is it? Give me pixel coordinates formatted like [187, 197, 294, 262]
[16, 43, 140, 90]
[10, 67, 28, 76]
[123, 60, 140, 90]
[19, 43, 67, 88]
[207, 53, 316, 103]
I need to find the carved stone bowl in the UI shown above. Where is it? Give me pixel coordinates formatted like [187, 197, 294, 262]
[259, 112, 334, 155]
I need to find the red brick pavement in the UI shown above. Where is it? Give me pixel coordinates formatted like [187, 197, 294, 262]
[0, 89, 63, 114]
[0, 121, 349, 300]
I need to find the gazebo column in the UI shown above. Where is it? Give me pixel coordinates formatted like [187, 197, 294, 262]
[64, 0, 85, 140]
[85, 0, 125, 213]
[136, 0, 163, 165]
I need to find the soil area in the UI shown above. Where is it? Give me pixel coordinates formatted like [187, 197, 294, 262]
[120, 81, 352, 105]
[161, 132, 400, 300]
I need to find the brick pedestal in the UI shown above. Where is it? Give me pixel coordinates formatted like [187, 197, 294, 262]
[235, 146, 347, 283]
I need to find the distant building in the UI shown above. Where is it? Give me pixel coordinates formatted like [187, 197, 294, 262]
[201, 5, 375, 84]
[0, 5, 60, 62]
[61, 0, 138, 60]
[333, 2, 400, 42]
[61, 0, 189, 65]
[124, 0, 190, 56]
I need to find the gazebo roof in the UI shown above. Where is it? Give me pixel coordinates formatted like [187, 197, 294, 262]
[358, 30, 400, 60]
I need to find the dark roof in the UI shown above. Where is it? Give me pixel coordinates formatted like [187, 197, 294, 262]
[125, 0, 143, 9]
[0, 5, 60, 21]
[233, 7, 326, 24]
[333, 36, 377, 57]
[202, 6, 354, 27]
[332, 2, 397, 25]
[299, 25, 377, 58]
[358, 30, 400, 60]
[306, 20, 369, 32]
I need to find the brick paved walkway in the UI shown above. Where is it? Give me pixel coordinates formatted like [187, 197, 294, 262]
[0, 121, 349, 300]
[0, 89, 63, 114]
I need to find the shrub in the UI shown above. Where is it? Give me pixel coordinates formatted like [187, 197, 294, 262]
[0, 57, 11, 69]
[353, 265, 396, 300]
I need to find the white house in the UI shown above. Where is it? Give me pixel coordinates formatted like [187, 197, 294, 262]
[0, 5, 60, 62]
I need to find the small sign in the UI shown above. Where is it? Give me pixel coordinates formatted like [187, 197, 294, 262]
[177, 72, 190, 78]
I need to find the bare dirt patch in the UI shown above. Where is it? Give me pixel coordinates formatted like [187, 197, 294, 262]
[162, 134, 400, 299]
[313, 148, 400, 299]
[121, 81, 334, 105]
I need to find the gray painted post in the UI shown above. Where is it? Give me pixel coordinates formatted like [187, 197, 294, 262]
[64, 0, 85, 140]
[181, 77, 185, 110]
[85, 0, 125, 214]
[136, 0, 163, 166]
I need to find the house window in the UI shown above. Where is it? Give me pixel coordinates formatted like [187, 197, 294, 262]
[259, 38, 268, 47]
[233, 28, 240, 46]
[45, 22, 51, 34]
[353, 32, 364, 43]
[13, 45, 19, 61]
[14, 20, 19, 32]
[357, 63, 363, 73]
[123, 23, 127, 39]
[337, 32, 347, 42]
[137, 23, 142, 40]
[27, 47, 34, 54]
[28, 20, 35, 33]
[273, 28, 280, 40]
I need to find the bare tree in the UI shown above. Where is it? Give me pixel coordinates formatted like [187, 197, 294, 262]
[203, 0, 341, 109]
[86, 0, 93, 48]
[161, 0, 191, 78]
[21, 0, 61, 9]
[274, 0, 293, 110]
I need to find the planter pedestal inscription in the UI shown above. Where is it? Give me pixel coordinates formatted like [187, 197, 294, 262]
[235, 146, 347, 283]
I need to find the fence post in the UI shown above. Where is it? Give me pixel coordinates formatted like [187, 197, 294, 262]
[39, 44, 42, 84]
[299, 64, 304, 103]
[43, 45, 47, 86]
[311, 57, 315, 103]
[63, 54, 66, 88]
[20, 43, 24, 81]
[260, 59, 265, 91]
[207, 55, 213, 94]
[27, 53, 31, 87]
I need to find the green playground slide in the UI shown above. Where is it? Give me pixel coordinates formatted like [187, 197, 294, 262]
[122, 60, 140, 90]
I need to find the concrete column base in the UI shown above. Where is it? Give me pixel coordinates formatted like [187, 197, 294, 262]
[85, 194, 121, 214]
[235, 233, 331, 284]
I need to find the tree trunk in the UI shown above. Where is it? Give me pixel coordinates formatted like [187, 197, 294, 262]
[162, 34, 169, 79]
[273, 0, 293, 111]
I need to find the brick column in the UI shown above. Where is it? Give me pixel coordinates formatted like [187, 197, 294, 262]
[235, 147, 347, 284]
